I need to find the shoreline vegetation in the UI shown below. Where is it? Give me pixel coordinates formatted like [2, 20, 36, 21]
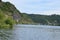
[0, 1, 16, 29]
[0, 9, 15, 29]
[0, 0, 60, 29]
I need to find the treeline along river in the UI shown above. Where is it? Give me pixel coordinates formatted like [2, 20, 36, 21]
[0, 24, 60, 40]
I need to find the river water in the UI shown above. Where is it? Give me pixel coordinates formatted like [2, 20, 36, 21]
[0, 25, 60, 40]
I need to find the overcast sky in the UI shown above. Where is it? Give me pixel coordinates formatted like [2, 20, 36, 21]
[2, 0, 60, 15]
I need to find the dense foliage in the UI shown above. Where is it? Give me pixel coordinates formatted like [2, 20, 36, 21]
[0, 2, 18, 29]
[0, 10, 15, 29]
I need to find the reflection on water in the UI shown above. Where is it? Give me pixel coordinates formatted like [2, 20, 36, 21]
[0, 25, 60, 40]
[0, 29, 13, 40]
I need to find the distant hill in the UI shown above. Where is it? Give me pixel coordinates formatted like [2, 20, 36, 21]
[0, 1, 60, 27]
[20, 13, 60, 26]
[28, 14, 60, 26]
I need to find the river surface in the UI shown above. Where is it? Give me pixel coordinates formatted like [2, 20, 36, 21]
[0, 24, 60, 40]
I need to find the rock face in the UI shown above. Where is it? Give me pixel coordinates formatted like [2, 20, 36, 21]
[13, 13, 21, 23]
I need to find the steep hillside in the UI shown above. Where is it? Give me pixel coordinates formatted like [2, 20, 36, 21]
[0, 1, 21, 21]
[0, 1, 22, 28]
[0, 1, 34, 28]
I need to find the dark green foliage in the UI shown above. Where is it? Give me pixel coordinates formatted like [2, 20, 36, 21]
[5, 18, 15, 25]
[27, 14, 60, 26]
